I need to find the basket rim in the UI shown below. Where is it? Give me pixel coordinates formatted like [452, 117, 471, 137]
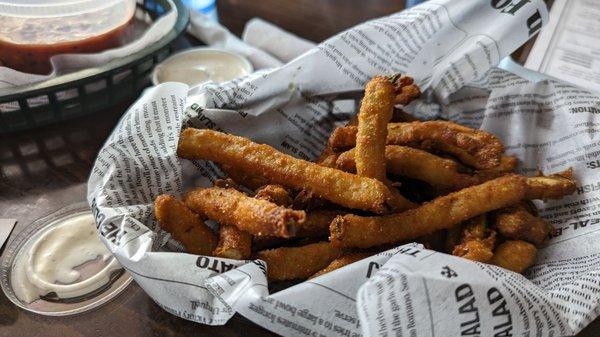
[0, 0, 189, 102]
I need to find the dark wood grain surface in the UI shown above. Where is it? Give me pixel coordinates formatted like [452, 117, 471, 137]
[1, 0, 597, 336]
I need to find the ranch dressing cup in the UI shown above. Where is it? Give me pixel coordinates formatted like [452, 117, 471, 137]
[0, 202, 131, 316]
[152, 48, 253, 87]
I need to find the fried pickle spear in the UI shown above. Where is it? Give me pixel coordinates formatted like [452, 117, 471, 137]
[256, 242, 342, 281]
[328, 121, 504, 169]
[310, 252, 372, 279]
[452, 216, 496, 263]
[525, 168, 576, 200]
[183, 187, 305, 238]
[329, 175, 527, 248]
[154, 194, 218, 256]
[490, 240, 537, 273]
[355, 76, 396, 182]
[178, 128, 396, 213]
[336, 145, 479, 190]
[493, 203, 553, 246]
[255, 184, 293, 207]
[355, 76, 415, 210]
[213, 225, 252, 260]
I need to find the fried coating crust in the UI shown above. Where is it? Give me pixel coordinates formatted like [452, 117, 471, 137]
[256, 242, 342, 281]
[178, 128, 395, 213]
[183, 187, 305, 238]
[213, 178, 237, 189]
[356, 76, 395, 182]
[221, 164, 269, 190]
[309, 252, 372, 279]
[336, 145, 479, 190]
[154, 194, 218, 255]
[493, 203, 553, 246]
[291, 189, 329, 210]
[328, 121, 504, 169]
[329, 175, 527, 248]
[349, 76, 415, 211]
[392, 75, 421, 105]
[213, 225, 252, 260]
[474, 155, 518, 181]
[525, 168, 576, 200]
[297, 210, 342, 238]
[491, 240, 537, 273]
[255, 185, 293, 207]
[452, 216, 496, 263]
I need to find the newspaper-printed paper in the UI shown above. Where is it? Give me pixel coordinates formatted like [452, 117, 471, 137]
[87, 0, 600, 336]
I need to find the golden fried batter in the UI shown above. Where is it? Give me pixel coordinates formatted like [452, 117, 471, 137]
[255, 184, 293, 207]
[336, 145, 479, 190]
[256, 242, 342, 281]
[491, 240, 537, 273]
[296, 210, 343, 238]
[329, 175, 527, 248]
[220, 164, 269, 190]
[154, 194, 218, 256]
[474, 155, 518, 181]
[310, 252, 372, 279]
[525, 168, 576, 200]
[213, 225, 252, 260]
[356, 76, 396, 182]
[493, 203, 553, 246]
[354, 76, 415, 211]
[178, 128, 396, 213]
[392, 75, 421, 105]
[452, 216, 496, 263]
[328, 121, 504, 169]
[183, 187, 305, 238]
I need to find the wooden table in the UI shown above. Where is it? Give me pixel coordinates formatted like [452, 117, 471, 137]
[0, 0, 597, 336]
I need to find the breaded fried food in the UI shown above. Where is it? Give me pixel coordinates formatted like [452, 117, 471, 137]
[310, 252, 372, 279]
[255, 184, 293, 207]
[220, 164, 269, 190]
[452, 216, 496, 263]
[213, 178, 237, 189]
[392, 75, 421, 105]
[183, 187, 305, 238]
[328, 121, 504, 169]
[493, 203, 553, 246]
[178, 128, 396, 213]
[355, 76, 395, 182]
[474, 155, 518, 181]
[296, 210, 343, 238]
[491, 240, 537, 273]
[336, 145, 479, 190]
[355, 76, 415, 211]
[525, 168, 576, 200]
[256, 242, 342, 281]
[291, 189, 329, 210]
[213, 225, 252, 260]
[154, 194, 218, 255]
[329, 175, 527, 248]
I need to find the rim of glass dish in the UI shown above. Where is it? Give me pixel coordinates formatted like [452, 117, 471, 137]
[0, 202, 132, 316]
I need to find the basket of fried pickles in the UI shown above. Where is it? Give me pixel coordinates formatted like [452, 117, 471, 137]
[154, 75, 576, 282]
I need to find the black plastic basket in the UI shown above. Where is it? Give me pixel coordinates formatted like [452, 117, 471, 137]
[0, 0, 189, 133]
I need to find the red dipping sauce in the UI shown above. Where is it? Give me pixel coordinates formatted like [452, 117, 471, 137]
[0, 1, 136, 75]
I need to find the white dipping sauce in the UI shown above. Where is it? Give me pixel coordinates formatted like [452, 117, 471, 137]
[11, 213, 119, 303]
[153, 49, 253, 86]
